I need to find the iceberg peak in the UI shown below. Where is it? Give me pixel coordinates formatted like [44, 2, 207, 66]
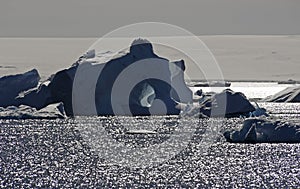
[129, 38, 155, 59]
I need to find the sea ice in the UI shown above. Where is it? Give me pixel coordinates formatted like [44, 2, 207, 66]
[0, 102, 65, 119]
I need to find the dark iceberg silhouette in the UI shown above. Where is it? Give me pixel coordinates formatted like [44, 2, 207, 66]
[16, 66, 77, 116]
[198, 89, 255, 117]
[224, 118, 300, 143]
[263, 86, 300, 102]
[12, 39, 193, 116]
[0, 69, 40, 107]
[181, 89, 256, 118]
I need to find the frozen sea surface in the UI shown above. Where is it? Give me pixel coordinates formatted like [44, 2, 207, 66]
[1, 102, 300, 188]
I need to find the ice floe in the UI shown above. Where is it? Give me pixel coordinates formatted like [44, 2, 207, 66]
[224, 118, 300, 143]
[0, 103, 65, 119]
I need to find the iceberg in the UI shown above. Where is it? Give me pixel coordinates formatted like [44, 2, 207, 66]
[0, 69, 40, 107]
[224, 118, 300, 143]
[262, 86, 300, 102]
[199, 89, 255, 117]
[16, 66, 77, 116]
[181, 89, 255, 118]
[15, 38, 193, 116]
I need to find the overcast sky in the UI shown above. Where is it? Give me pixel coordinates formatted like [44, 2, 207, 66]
[1, 0, 300, 37]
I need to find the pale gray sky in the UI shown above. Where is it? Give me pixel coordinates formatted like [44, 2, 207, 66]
[1, 0, 300, 37]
